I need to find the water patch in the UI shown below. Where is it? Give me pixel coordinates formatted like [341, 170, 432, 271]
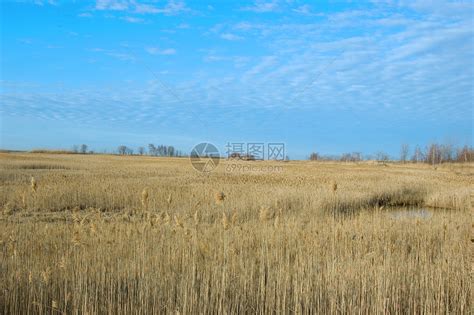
[388, 208, 433, 220]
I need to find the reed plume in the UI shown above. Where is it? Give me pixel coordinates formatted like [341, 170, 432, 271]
[215, 191, 225, 205]
[259, 206, 273, 222]
[174, 215, 183, 228]
[141, 188, 149, 208]
[222, 212, 229, 230]
[193, 210, 200, 225]
[274, 214, 280, 228]
[163, 212, 171, 225]
[332, 181, 338, 193]
[30, 177, 37, 193]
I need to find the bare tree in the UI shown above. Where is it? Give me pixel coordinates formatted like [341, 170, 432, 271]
[339, 152, 362, 162]
[309, 152, 319, 161]
[138, 147, 145, 155]
[168, 146, 175, 157]
[411, 145, 424, 163]
[80, 144, 88, 154]
[457, 145, 473, 162]
[400, 144, 409, 163]
[439, 144, 454, 163]
[340, 153, 351, 162]
[148, 144, 156, 156]
[351, 152, 362, 162]
[426, 144, 441, 165]
[117, 145, 127, 155]
[375, 151, 389, 162]
[72, 145, 79, 154]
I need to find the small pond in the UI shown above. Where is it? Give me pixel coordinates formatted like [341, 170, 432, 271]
[387, 208, 433, 220]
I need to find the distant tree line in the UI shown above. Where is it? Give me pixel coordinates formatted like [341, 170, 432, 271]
[68, 143, 184, 157]
[308, 142, 473, 164]
[72, 144, 93, 154]
[115, 144, 183, 157]
[147, 144, 183, 157]
[69, 142, 472, 163]
[406, 143, 473, 164]
[117, 145, 134, 155]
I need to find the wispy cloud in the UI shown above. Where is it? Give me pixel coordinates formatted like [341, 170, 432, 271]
[241, 1, 279, 13]
[220, 33, 243, 41]
[145, 47, 177, 55]
[122, 16, 144, 23]
[153, 0, 189, 15]
[32, 0, 58, 6]
[95, 0, 190, 15]
[2, 0, 472, 150]
[292, 5, 313, 15]
[95, 0, 129, 11]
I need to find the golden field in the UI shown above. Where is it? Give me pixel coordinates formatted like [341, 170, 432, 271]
[0, 153, 472, 314]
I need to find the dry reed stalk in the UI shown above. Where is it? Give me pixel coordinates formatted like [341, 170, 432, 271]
[40, 267, 50, 284]
[332, 181, 338, 193]
[174, 215, 184, 228]
[163, 212, 171, 225]
[1, 153, 472, 314]
[215, 192, 225, 205]
[30, 177, 37, 193]
[259, 206, 273, 222]
[274, 214, 280, 228]
[222, 212, 229, 230]
[21, 193, 26, 209]
[193, 210, 200, 225]
[141, 188, 149, 208]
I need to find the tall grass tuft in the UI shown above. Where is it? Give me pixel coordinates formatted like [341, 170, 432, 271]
[215, 191, 225, 205]
[141, 188, 149, 209]
[259, 206, 273, 222]
[30, 177, 37, 193]
[222, 211, 229, 230]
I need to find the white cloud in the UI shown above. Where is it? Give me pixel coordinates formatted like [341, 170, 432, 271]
[146, 47, 177, 55]
[157, 1, 189, 15]
[234, 22, 256, 31]
[220, 33, 243, 41]
[292, 5, 312, 15]
[32, 0, 58, 6]
[241, 1, 279, 13]
[4, 0, 473, 135]
[134, 3, 161, 14]
[122, 16, 144, 23]
[95, 0, 190, 15]
[95, 0, 129, 11]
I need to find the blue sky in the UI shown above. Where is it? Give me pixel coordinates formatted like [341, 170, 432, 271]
[1, 0, 473, 158]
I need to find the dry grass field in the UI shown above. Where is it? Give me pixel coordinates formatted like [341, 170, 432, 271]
[0, 153, 472, 314]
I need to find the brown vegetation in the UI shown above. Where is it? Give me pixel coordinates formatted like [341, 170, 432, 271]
[0, 153, 472, 313]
